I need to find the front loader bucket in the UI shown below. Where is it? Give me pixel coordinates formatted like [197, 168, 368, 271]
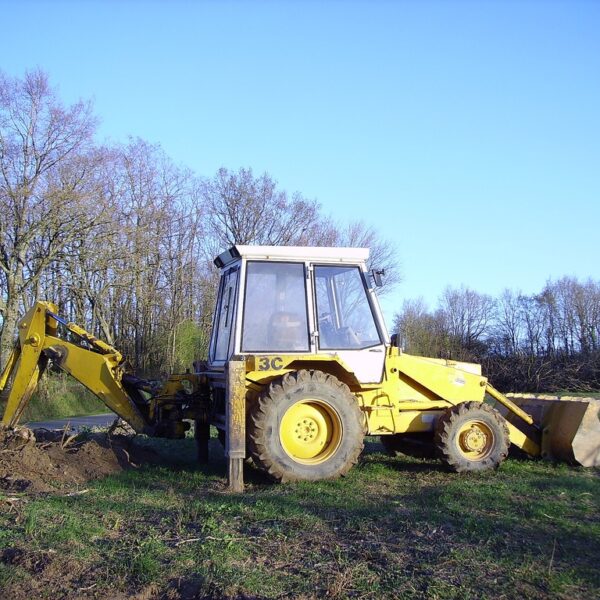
[508, 394, 600, 467]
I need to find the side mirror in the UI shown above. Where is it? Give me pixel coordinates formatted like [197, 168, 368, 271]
[371, 268, 385, 287]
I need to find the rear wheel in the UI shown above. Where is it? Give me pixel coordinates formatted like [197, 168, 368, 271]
[435, 402, 509, 472]
[248, 370, 364, 482]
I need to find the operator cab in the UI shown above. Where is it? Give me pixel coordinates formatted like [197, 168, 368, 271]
[208, 245, 389, 383]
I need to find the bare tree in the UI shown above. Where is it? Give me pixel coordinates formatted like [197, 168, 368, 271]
[438, 286, 496, 358]
[491, 289, 524, 356]
[535, 277, 600, 358]
[201, 167, 323, 247]
[328, 220, 401, 295]
[0, 69, 97, 368]
[392, 298, 447, 356]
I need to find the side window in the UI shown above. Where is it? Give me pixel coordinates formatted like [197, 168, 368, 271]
[314, 265, 382, 350]
[212, 268, 239, 361]
[242, 262, 310, 352]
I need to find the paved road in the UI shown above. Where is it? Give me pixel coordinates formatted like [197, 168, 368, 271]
[26, 413, 117, 431]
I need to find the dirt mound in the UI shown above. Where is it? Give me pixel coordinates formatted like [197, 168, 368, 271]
[0, 425, 156, 493]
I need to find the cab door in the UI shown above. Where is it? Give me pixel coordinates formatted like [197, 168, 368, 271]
[312, 265, 386, 383]
[209, 266, 239, 366]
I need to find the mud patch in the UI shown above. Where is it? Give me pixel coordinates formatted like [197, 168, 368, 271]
[0, 425, 158, 493]
[0, 545, 92, 599]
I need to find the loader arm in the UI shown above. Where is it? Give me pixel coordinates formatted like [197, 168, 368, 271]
[0, 301, 152, 433]
[485, 383, 541, 456]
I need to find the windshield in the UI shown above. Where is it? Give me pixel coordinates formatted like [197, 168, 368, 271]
[314, 265, 381, 350]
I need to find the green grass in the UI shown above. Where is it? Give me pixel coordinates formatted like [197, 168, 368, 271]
[1, 438, 599, 599]
[20, 372, 106, 422]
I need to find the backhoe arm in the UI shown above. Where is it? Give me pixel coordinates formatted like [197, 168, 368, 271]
[0, 301, 151, 433]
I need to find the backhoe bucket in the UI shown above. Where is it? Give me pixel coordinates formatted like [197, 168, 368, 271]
[508, 395, 600, 467]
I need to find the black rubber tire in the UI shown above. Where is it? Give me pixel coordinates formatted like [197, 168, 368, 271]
[248, 370, 365, 482]
[380, 433, 437, 459]
[434, 402, 510, 473]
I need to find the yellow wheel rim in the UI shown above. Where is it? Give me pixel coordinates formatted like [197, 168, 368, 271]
[279, 400, 342, 464]
[457, 420, 495, 460]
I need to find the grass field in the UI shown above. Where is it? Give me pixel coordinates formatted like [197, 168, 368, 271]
[1, 436, 598, 599]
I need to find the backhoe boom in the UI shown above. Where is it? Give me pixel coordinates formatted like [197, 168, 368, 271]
[0, 302, 150, 432]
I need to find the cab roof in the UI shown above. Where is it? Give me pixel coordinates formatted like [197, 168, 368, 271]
[214, 245, 370, 268]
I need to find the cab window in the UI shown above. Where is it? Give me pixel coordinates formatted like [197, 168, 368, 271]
[314, 265, 381, 350]
[212, 267, 239, 361]
[242, 261, 310, 352]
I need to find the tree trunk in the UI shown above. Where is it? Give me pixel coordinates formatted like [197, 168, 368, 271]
[0, 295, 21, 372]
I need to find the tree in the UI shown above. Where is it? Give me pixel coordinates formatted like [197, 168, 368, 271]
[0, 69, 98, 368]
[66, 138, 208, 375]
[490, 289, 524, 356]
[392, 298, 447, 356]
[438, 285, 496, 358]
[201, 167, 323, 248]
[328, 220, 401, 295]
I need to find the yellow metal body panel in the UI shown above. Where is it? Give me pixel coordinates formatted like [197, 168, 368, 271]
[155, 373, 199, 401]
[0, 342, 20, 392]
[391, 352, 487, 404]
[241, 347, 490, 437]
[1, 303, 53, 426]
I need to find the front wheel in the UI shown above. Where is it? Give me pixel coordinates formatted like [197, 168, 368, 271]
[434, 402, 509, 472]
[248, 370, 364, 482]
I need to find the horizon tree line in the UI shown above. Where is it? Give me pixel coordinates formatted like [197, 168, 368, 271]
[393, 278, 600, 392]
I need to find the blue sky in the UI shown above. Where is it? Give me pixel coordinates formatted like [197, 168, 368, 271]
[1, 0, 599, 322]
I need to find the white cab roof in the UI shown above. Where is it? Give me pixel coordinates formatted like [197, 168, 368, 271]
[215, 245, 370, 268]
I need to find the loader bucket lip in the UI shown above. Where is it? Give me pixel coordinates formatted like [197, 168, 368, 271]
[507, 394, 600, 467]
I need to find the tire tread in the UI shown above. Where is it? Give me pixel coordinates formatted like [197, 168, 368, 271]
[434, 401, 510, 473]
[248, 370, 364, 482]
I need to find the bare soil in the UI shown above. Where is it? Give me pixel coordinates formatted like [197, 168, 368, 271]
[0, 426, 231, 599]
[0, 425, 157, 494]
[0, 543, 228, 600]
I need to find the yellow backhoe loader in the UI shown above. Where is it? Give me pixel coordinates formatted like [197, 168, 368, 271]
[1, 245, 599, 491]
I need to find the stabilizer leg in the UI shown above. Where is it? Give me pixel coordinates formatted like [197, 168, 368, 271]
[195, 418, 210, 464]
